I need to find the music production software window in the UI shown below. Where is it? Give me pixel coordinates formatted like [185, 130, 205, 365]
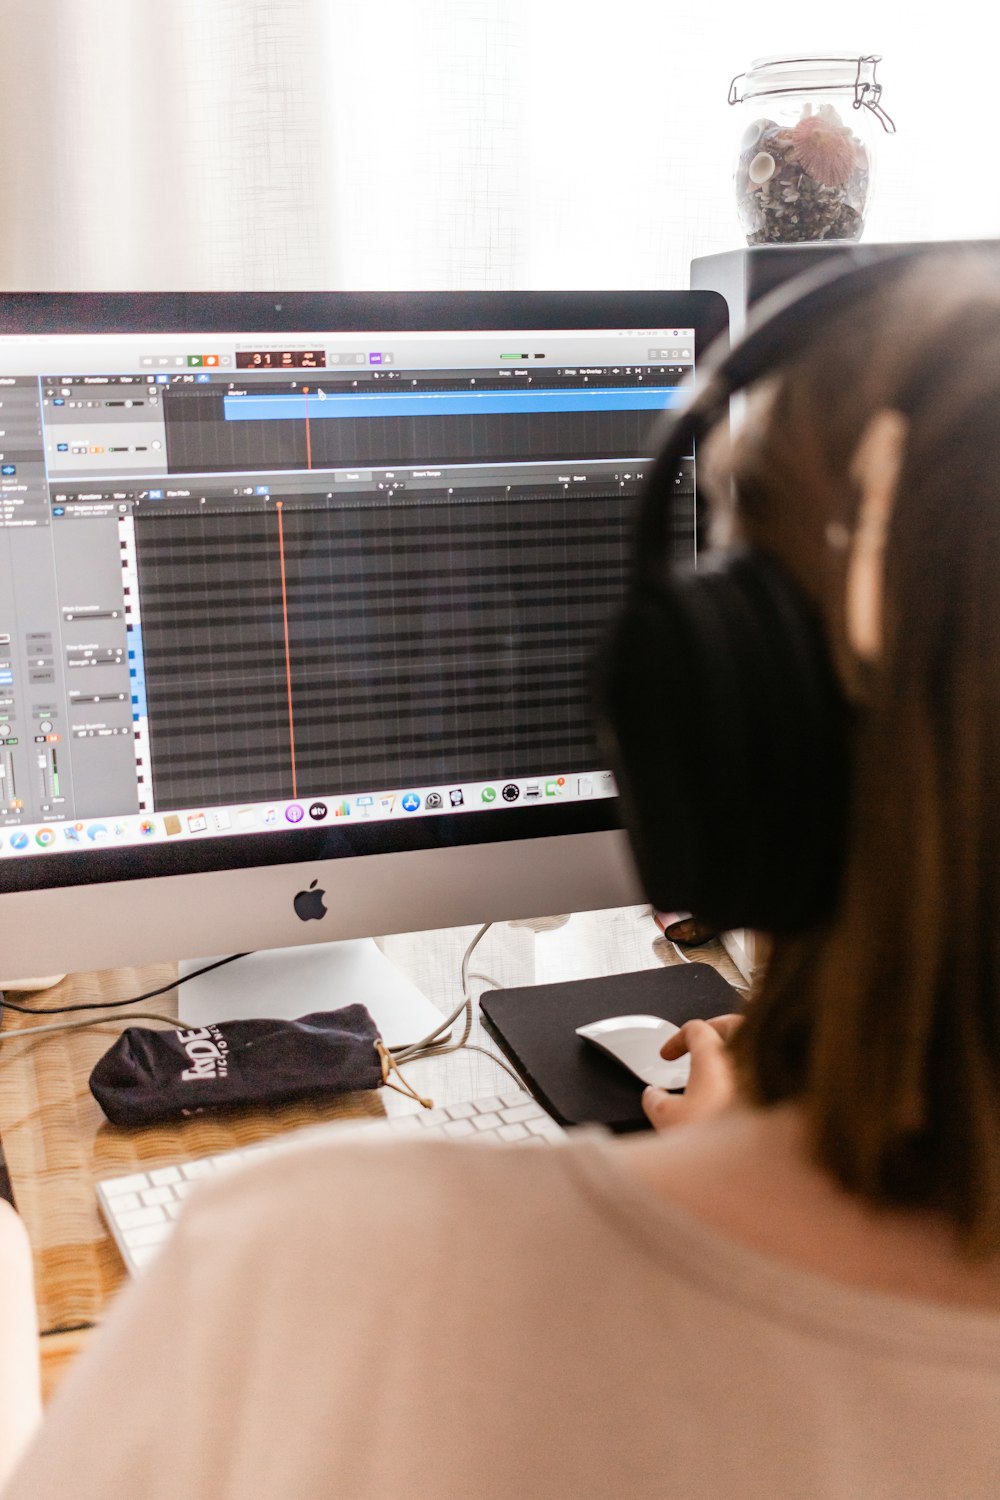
[0, 329, 694, 852]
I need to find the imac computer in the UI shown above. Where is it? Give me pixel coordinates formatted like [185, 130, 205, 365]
[0, 290, 727, 1036]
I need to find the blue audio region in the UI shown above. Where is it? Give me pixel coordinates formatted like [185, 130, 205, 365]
[223, 387, 684, 422]
[128, 623, 148, 722]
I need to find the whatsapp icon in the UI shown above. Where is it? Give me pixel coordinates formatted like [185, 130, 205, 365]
[481, 786, 497, 804]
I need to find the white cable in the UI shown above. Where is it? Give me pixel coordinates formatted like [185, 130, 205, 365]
[393, 924, 522, 1086]
[460, 1042, 524, 1087]
[466, 971, 502, 990]
[394, 923, 492, 1062]
[0, 1010, 180, 1043]
[460, 923, 492, 995]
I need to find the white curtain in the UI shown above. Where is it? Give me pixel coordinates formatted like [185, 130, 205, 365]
[0, 0, 996, 292]
[0, 0, 339, 289]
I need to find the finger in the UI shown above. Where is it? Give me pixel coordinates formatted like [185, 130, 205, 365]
[660, 1015, 736, 1059]
[682, 1021, 738, 1115]
[642, 1085, 690, 1129]
[685, 1018, 728, 1056]
[707, 1013, 745, 1044]
[683, 1020, 731, 1084]
[659, 1025, 690, 1059]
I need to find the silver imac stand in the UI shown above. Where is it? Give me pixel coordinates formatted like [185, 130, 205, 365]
[177, 939, 451, 1050]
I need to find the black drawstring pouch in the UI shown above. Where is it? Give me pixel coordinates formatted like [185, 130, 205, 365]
[89, 1005, 404, 1126]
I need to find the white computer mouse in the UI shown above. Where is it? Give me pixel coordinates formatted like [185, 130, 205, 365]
[575, 1014, 691, 1091]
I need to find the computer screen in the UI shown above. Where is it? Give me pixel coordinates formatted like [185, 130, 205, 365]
[0, 291, 727, 980]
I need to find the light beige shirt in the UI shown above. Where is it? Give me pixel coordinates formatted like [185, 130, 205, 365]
[7, 1129, 1000, 1499]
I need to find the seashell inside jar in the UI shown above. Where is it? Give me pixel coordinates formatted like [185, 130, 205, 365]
[729, 55, 894, 245]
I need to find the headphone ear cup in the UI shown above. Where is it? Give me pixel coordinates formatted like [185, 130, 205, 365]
[597, 549, 850, 934]
[599, 253, 932, 933]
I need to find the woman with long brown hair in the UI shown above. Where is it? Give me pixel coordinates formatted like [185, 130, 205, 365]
[644, 253, 1000, 1260]
[4, 255, 999, 1498]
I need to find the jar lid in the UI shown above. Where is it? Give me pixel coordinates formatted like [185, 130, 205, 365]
[729, 53, 895, 132]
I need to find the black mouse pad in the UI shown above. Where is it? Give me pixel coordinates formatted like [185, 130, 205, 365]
[480, 963, 743, 1133]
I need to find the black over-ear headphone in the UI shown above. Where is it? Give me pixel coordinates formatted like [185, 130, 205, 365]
[596, 247, 929, 936]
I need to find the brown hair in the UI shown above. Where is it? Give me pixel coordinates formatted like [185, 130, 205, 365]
[720, 254, 1000, 1254]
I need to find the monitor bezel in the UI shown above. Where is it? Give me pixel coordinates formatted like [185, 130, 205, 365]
[0, 287, 729, 899]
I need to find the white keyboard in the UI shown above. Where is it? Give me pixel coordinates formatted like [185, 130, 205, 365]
[97, 1092, 563, 1275]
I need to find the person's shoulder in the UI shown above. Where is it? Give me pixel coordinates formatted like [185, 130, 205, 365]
[178, 1126, 583, 1257]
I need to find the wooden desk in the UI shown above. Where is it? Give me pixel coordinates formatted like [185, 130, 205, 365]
[0, 908, 744, 1399]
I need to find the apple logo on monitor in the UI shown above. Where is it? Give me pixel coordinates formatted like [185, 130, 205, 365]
[293, 878, 327, 922]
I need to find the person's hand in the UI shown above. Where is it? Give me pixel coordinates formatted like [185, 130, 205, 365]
[642, 1014, 744, 1130]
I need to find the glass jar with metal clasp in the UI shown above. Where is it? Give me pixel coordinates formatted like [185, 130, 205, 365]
[729, 53, 895, 245]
